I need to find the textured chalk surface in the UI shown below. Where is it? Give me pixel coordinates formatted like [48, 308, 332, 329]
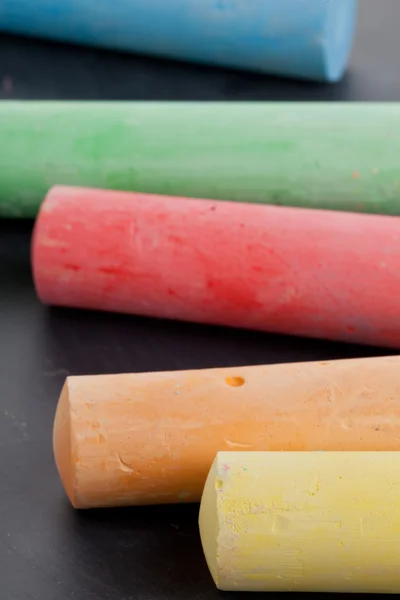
[33, 185, 400, 347]
[0, 0, 358, 81]
[200, 451, 400, 592]
[53, 356, 400, 508]
[2, 101, 400, 217]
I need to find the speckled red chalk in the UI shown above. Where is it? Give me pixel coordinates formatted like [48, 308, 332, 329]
[32, 186, 400, 347]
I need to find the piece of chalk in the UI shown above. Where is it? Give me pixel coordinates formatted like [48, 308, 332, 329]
[33, 185, 400, 348]
[53, 355, 400, 509]
[2, 101, 400, 218]
[199, 451, 400, 593]
[0, 0, 357, 82]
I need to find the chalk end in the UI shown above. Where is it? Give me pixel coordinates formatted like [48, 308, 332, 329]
[53, 379, 79, 508]
[323, 0, 358, 82]
[199, 454, 221, 589]
[30, 185, 57, 306]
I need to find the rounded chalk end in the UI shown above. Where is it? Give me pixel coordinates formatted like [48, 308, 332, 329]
[53, 380, 78, 508]
[30, 185, 56, 307]
[199, 454, 222, 590]
[323, 0, 358, 82]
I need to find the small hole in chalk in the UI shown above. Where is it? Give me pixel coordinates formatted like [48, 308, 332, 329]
[226, 376, 245, 387]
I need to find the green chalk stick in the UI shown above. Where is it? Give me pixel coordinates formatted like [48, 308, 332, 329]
[1, 102, 400, 218]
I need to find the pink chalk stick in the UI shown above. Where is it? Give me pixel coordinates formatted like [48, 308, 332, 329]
[32, 186, 400, 347]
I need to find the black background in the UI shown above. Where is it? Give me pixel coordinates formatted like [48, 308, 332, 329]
[1, 1, 400, 598]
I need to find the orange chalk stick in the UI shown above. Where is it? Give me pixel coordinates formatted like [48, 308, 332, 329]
[54, 355, 400, 509]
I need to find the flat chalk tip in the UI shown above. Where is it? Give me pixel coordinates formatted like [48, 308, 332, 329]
[323, 0, 358, 82]
[199, 454, 221, 590]
[53, 379, 79, 508]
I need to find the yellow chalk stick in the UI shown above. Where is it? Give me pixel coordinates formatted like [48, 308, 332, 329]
[199, 451, 400, 593]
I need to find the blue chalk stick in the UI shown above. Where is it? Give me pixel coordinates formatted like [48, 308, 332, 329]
[0, 0, 358, 82]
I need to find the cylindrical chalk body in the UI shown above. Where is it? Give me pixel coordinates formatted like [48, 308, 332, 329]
[53, 356, 400, 509]
[0, 0, 357, 82]
[33, 186, 400, 347]
[3, 102, 400, 218]
[200, 451, 400, 593]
